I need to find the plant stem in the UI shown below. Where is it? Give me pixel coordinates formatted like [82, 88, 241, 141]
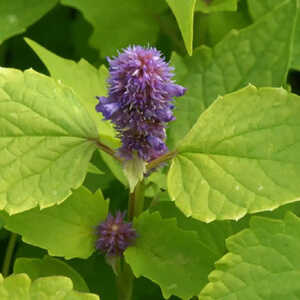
[128, 181, 145, 221]
[128, 192, 135, 221]
[116, 262, 135, 300]
[134, 181, 145, 217]
[2, 233, 17, 277]
[92, 138, 177, 170]
[92, 139, 122, 162]
[117, 181, 145, 300]
[146, 150, 177, 172]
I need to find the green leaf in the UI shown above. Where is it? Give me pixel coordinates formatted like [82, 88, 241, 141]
[100, 151, 127, 187]
[14, 256, 89, 292]
[25, 39, 127, 186]
[87, 163, 104, 175]
[0, 68, 98, 214]
[195, 0, 238, 13]
[1, 187, 108, 259]
[197, 1, 251, 47]
[144, 168, 167, 198]
[166, 0, 196, 55]
[199, 212, 300, 300]
[123, 155, 146, 192]
[168, 85, 300, 222]
[247, 0, 300, 70]
[125, 211, 217, 300]
[133, 277, 165, 300]
[0, 273, 99, 299]
[13, 243, 117, 299]
[151, 201, 248, 257]
[0, 0, 57, 44]
[167, 0, 297, 148]
[61, 0, 167, 57]
[68, 254, 117, 300]
[84, 150, 126, 192]
[25, 38, 116, 141]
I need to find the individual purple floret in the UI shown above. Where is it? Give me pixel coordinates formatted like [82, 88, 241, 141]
[96, 45, 186, 162]
[96, 211, 137, 256]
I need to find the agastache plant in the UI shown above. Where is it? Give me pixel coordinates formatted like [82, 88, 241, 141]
[1, 2, 300, 300]
[96, 46, 186, 162]
[95, 46, 185, 258]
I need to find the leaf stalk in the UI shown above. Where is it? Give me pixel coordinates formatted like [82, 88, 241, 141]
[2, 233, 17, 277]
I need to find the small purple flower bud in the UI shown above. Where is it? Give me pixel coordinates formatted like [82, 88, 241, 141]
[96, 211, 137, 256]
[95, 45, 186, 162]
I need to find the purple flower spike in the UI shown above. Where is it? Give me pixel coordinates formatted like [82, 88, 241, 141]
[96, 45, 186, 162]
[96, 211, 137, 257]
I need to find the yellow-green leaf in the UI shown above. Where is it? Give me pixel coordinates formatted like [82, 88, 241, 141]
[168, 86, 300, 222]
[0, 68, 98, 214]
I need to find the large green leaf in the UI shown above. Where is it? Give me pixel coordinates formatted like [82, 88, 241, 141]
[151, 201, 248, 257]
[0, 68, 98, 214]
[25, 38, 115, 141]
[0, 0, 57, 44]
[14, 256, 89, 292]
[166, 0, 196, 55]
[0, 273, 99, 299]
[168, 86, 300, 222]
[167, 0, 297, 148]
[125, 211, 217, 300]
[247, 0, 300, 70]
[25, 39, 127, 186]
[195, 0, 238, 13]
[199, 212, 300, 299]
[61, 0, 167, 58]
[1, 187, 108, 259]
